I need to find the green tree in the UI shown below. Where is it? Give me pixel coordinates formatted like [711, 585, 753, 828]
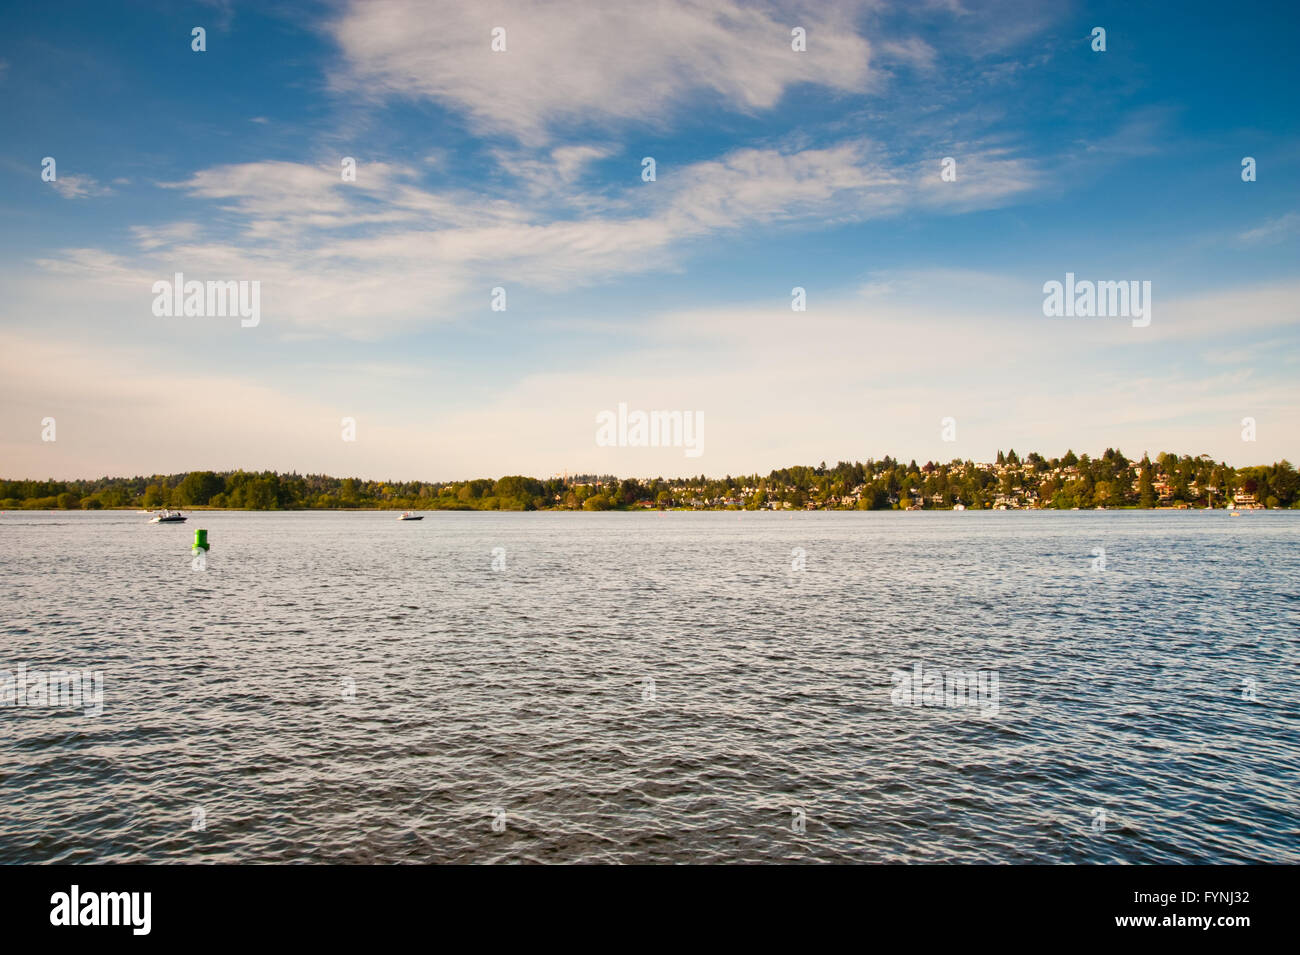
[1138, 464, 1156, 508]
[245, 478, 278, 509]
[340, 478, 360, 505]
[177, 470, 223, 506]
[1050, 487, 1077, 509]
[1093, 480, 1115, 507]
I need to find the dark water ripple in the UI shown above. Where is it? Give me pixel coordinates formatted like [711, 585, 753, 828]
[1, 509, 1297, 863]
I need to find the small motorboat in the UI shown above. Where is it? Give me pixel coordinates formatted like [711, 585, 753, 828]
[397, 511, 423, 521]
[150, 510, 187, 523]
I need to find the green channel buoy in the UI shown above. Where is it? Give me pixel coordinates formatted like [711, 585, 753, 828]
[193, 528, 210, 552]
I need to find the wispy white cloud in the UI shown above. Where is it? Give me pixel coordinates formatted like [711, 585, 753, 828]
[490, 144, 616, 205]
[196, 0, 236, 32]
[912, 147, 1040, 210]
[50, 174, 113, 199]
[877, 37, 938, 71]
[328, 0, 876, 143]
[25, 137, 1040, 338]
[130, 222, 201, 251]
[1237, 211, 1300, 246]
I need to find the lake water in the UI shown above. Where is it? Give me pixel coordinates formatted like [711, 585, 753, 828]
[1, 509, 1297, 864]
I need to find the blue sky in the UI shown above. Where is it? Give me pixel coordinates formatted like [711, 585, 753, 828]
[1, 0, 1297, 480]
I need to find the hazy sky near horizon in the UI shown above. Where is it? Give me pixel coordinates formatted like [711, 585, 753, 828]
[1, 0, 1297, 481]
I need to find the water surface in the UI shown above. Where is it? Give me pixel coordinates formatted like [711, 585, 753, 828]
[2, 510, 1296, 863]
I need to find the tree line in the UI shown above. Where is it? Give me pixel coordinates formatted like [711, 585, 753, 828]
[2, 449, 1296, 511]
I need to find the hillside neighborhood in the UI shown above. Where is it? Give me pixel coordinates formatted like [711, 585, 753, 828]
[564, 449, 1290, 511]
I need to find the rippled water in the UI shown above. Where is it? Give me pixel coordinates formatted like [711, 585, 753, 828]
[1, 509, 1297, 864]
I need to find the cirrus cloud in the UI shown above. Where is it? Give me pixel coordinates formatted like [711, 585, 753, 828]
[328, 0, 876, 143]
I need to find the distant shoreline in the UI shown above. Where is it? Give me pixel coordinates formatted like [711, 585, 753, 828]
[1, 504, 1287, 514]
[4, 451, 1296, 511]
